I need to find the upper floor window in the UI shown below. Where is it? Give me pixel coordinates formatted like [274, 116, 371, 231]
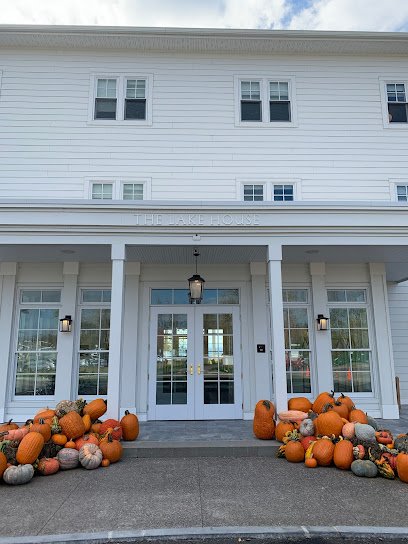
[95, 78, 117, 120]
[91, 183, 113, 200]
[236, 77, 296, 127]
[269, 82, 291, 122]
[396, 185, 408, 202]
[274, 184, 294, 202]
[123, 183, 144, 200]
[387, 83, 407, 123]
[90, 74, 152, 124]
[244, 184, 264, 201]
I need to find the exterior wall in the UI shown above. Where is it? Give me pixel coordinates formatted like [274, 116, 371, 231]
[388, 281, 408, 404]
[0, 49, 408, 202]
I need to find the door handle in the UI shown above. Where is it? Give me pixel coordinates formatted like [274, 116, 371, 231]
[197, 364, 201, 375]
[190, 365, 193, 375]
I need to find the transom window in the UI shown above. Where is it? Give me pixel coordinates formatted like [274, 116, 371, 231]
[397, 185, 408, 202]
[151, 288, 239, 305]
[123, 183, 144, 200]
[125, 79, 147, 120]
[269, 81, 291, 122]
[14, 289, 61, 397]
[95, 78, 117, 120]
[240, 81, 261, 121]
[91, 183, 113, 200]
[328, 289, 372, 393]
[387, 83, 408, 123]
[274, 184, 294, 201]
[283, 289, 311, 394]
[244, 184, 264, 201]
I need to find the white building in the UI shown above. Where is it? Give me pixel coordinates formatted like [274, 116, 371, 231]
[0, 25, 407, 422]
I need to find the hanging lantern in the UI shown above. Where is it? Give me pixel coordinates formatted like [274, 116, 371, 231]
[188, 249, 205, 304]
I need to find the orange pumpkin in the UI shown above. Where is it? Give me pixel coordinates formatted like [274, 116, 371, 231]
[275, 421, 294, 442]
[397, 452, 408, 483]
[101, 458, 110, 467]
[315, 410, 344, 437]
[83, 398, 107, 421]
[333, 439, 354, 470]
[288, 397, 312, 413]
[305, 458, 318, 468]
[99, 419, 122, 440]
[331, 401, 349, 420]
[29, 419, 52, 442]
[75, 434, 99, 451]
[285, 441, 305, 463]
[65, 440, 76, 449]
[336, 393, 354, 412]
[312, 392, 335, 414]
[59, 412, 86, 439]
[16, 431, 44, 464]
[349, 408, 368, 424]
[91, 421, 102, 434]
[52, 434, 68, 446]
[34, 409, 55, 423]
[253, 400, 275, 439]
[37, 457, 60, 476]
[0, 419, 19, 432]
[99, 434, 123, 463]
[120, 411, 139, 441]
[312, 438, 335, 466]
[0, 451, 7, 478]
[82, 414, 92, 433]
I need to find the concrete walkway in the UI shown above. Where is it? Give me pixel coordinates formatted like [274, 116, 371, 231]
[1, 455, 408, 541]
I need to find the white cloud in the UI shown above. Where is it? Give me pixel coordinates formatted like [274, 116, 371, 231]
[289, 0, 408, 31]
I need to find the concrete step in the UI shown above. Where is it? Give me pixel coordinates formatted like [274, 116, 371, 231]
[122, 439, 280, 458]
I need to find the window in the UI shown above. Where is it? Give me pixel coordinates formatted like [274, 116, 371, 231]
[14, 289, 61, 397]
[244, 184, 264, 201]
[269, 81, 291, 122]
[91, 183, 113, 200]
[151, 288, 239, 305]
[274, 184, 294, 201]
[387, 83, 407, 123]
[78, 289, 111, 396]
[123, 183, 144, 200]
[125, 79, 146, 120]
[236, 77, 296, 126]
[240, 81, 262, 121]
[396, 185, 408, 202]
[95, 78, 117, 120]
[328, 289, 372, 393]
[90, 74, 152, 124]
[283, 289, 311, 394]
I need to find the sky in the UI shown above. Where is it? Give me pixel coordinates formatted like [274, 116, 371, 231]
[0, 0, 408, 32]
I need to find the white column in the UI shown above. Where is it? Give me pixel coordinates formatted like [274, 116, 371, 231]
[107, 243, 126, 419]
[250, 262, 272, 400]
[120, 262, 140, 417]
[54, 262, 79, 402]
[369, 263, 399, 419]
[310, 262, 332, 395]
[267, 244, 287, 414]
[0, 263, 17, 421]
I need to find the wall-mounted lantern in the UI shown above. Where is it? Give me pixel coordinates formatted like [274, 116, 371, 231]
[59, 315, 72, 333]
[316, 314, 329, 331]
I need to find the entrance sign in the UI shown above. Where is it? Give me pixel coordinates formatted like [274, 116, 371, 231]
[134, 213, 261, 227]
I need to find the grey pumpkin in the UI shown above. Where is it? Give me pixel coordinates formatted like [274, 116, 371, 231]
[351, 459, 378, 478]
[3, 464, 34, 485]
[57, 448, 79, 470]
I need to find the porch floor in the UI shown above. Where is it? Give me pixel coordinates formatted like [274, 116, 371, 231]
[122, 406, 408, 458]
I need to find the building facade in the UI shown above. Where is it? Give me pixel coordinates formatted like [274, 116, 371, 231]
[0, 26, 407, 422]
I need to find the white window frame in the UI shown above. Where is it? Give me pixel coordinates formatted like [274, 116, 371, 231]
[90, 182, 114, 200]
[236, 178, 301, 201]
[273, 183, 295, 202]
[88, 73, 153, 125]
[85, 178, 152, 200]
[234, 76, 297, 128]
[389, 179, 408, 202]
[379, 77, 408, 129]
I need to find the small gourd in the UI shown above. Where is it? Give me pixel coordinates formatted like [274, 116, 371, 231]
[3, 464, 34, 485]
[351, 459, 378, 478]
[304, 458, 318, 468]
[299, 418, 315, 437]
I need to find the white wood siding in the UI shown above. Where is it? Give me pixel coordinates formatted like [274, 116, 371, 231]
[0, 50, 408, 200]
[388, 281, 408, 403]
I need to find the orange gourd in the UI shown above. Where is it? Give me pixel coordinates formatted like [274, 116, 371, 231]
[397, 452, 408, 483]
[305, 458, 318, 468]
[315, 410, 344, 437]
[83, 398, 107, 421]
[333, 439, 354, 470]
[330, 401, 349, 420]
[0, 451, 7, 478]
[65, 440, 76, 449]
[336, 393, 354, 412]
[253, 400, 275, 439]
[82, 414, 92, 433]
[29, 419, 52, 442]
[312, 438, 335, 466]
[99, 434, 123, 463]
[52, 434, 68, 446]
[59, 412, 86, 439]
[285, 441, 305, 463]
[312, 392, 335, 414]
[275, 421, 295, 442]
[0, 420, 19, 432]
[120, 411, 139, 441]
[75, 434, 99, 451]
[34, 409, 55, 423]
[349, 408, 368, 424]
[288, 397, 312, 413]
[16, 431, 44, 464]
[101, 458, 110, 467]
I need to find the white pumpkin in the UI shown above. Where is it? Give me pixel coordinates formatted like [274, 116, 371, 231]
[79, 443, 102, 470]
[3, 464, 34, 485]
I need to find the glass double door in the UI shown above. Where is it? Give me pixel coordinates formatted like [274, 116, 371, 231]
[149, 306, 242, 420]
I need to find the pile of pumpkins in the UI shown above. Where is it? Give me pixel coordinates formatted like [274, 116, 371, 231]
[0, 398, 139, 485]
[253, 392, 408, 483]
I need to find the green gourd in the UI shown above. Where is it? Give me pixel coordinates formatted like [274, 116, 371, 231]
[351, 459, 378, 478]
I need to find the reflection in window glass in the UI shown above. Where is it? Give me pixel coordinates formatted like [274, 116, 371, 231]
[151, 288, 239, 305]
[284, 304, 311, 394]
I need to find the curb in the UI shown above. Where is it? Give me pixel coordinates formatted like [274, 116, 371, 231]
[2, 526, 408, 544]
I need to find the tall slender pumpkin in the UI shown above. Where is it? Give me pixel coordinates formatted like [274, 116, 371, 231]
[253, 400, 275, 440]
[16, 432, 44, 464]
[120, 411, 139, 441]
